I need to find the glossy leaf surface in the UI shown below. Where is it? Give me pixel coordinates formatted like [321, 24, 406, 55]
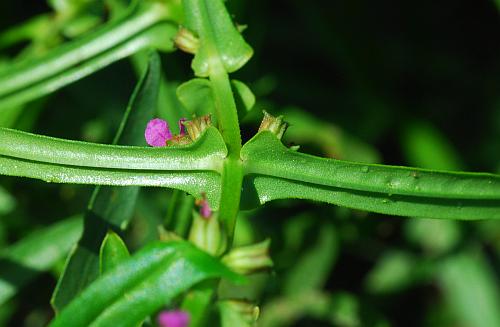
[241, 131, 500, 219]
[182, 0, 253, 77]
[49, 241, 243, 327]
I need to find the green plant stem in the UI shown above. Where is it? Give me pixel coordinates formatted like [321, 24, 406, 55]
[210, 67, 243, 239]
[204, 26, 244, 240]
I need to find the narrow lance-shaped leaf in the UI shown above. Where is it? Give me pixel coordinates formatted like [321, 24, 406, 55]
[50, 241, 243, 327]
[0, 216, 83, 306]
[51, 52, 160, 311]
[0, 126, 224, 171]
[241, 131, 500, 219]
[0, 1, 180, 110]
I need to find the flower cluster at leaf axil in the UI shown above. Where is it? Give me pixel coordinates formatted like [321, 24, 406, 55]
[145, 115, 212, 147]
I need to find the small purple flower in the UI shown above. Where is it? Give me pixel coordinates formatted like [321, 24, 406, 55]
[157, 310, 190, 327]
[145, 118, 172, 147]
[195, 195, 212, 219]
[178, 118, 187, 136]
[199, 199, 212, 218]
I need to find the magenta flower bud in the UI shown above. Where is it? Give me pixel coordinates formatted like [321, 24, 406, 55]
[145, 118, 172, 147]
[178, 118, 187, 136]
[200, 199, 212, 218]
[157, 310, 190, 327]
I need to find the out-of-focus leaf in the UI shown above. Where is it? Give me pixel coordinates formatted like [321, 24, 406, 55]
[218, 300, 259, 327]
[0, 14, 51, 51]
[51, 52, 160, 312]
[404, 218, 460, 255]
[0, 216, 83, 305]
[0, 186, 15, 216]
[401, 121, 462, 255]
[259, 290, 331, 327]
[284, 223, 337, 295]
[329, 292, 362, 327]
[283, 107, 380, 163]
[181, 281, 216, 327]
[49, 241, 243, 327]
[99, 230, 129, 274]
[438, 251, 500, 327]
[365, 251, 417, 294]
[401, 121, 464, 171]
[0, 1, 179, 110]
[0, 106, 24, 128]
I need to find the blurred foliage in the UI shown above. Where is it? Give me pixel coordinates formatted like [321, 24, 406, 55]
[0, 0, 499, 326]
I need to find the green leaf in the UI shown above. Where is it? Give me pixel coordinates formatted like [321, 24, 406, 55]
[282, 107, 380, 163]
[231, 80, 255, 119]
[177, 78, 255, 120]
[182, 0, 253, 77]
[258, 290, 332, 327]
[0, 125, 226, 172]
[177, 78, 213, 115]
[51, 52, 160, 311]
[0, 216, 83, 306]
[364, 251, 418, 294]
[218, 300, 259, 327]
[438, 251, 500, 327]
[0, 14, 51, 50]
[404, 218, 460, 255]
[241, 131, 500, 219]
[0, 186, 15, 215]
[401, 120, 464, 171]
[49, 241, 243, 327]
[99, 231, 130, 275]
[0, 1, 179, 110]
[283, 223, 337, 295]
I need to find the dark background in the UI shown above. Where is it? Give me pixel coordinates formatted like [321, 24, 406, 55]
[1, 1, 499, 326]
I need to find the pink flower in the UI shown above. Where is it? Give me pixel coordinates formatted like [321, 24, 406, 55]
[145, 118, 172, 147]
[199, 199, 211, 218]
[157, 310, 190, 327]
[195, 194, 212, 219]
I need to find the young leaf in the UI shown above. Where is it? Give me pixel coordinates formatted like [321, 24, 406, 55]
[182, 0, 253, 77]
[51, 52, 160, 312]
[49, 241, 243, 327]
[177, 78, 255, 120]
[99, 231, 130, 275]
[0, 216, 83, 306]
